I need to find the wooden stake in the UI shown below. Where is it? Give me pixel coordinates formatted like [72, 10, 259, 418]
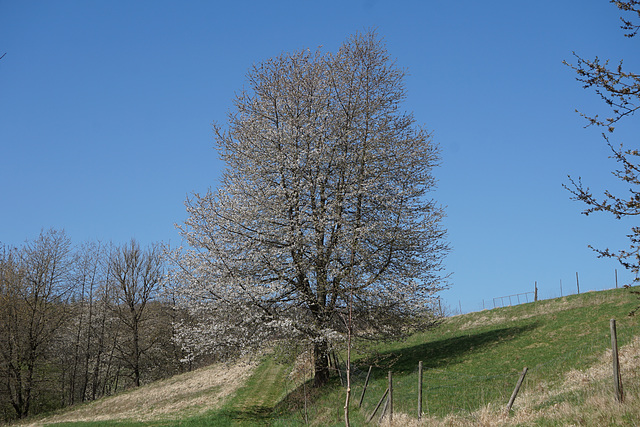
[358, 366, 372, 408]
[418, 361, 423, 420]
[506, 367, 528, 413]
[388, 371, 393, 422]
[610, 319, 624, 402]
[576, 272, 580, 294]
[366, 388, 388, 423]
[378, 396, 388, 424]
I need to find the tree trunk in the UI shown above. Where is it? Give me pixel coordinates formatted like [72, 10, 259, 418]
[313, 340, 330, 387]
[133, 316, 141, 387]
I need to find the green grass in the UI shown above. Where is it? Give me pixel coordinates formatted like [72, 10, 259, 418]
[334, 288, 637, 420]
[218, 357, 294, 425]
[203, 286, 640, 426]
[22, 286, 640, 426]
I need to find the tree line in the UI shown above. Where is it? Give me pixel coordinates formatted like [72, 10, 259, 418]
[0, 230, 204, 422]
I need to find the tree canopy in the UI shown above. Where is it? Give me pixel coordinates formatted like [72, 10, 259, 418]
[173, 30, 448, 386]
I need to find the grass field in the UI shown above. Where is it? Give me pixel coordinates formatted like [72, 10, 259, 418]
[15, 286, 640, 426]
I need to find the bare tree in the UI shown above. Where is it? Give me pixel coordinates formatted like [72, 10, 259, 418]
[0, 234, 181, 422]
[174, 30, 448, 387]
[565, 1, 640, 281]
[0, 230, 74, 418]
[56, 240, 112, 405]
[109, 239, 163, 387]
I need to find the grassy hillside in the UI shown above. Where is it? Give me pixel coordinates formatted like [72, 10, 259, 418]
[14, 286, 640, 426]
[17, 359, 258, 426]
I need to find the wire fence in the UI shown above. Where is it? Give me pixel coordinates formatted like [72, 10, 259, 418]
[446, 269, 635, 315]
[347, 320, 637, 421]
[278, 313, 639, 425]
[491, 292, 536, 309]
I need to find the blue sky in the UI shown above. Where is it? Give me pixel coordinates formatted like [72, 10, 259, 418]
[1, 0, 639, 313]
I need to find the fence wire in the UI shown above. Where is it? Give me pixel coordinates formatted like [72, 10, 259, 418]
[273, 303, 638, 425]
[348, 320, 638, 419]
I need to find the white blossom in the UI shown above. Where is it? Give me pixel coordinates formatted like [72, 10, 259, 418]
[171, 31, 449, 386]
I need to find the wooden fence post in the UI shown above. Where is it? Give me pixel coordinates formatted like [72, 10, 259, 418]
[506, 367, 528, 413]
[534, 282, 538, 302]
[576, 272, 580, 294]
[366, 388, 388, 423]
[358, 366, 372, 408]
[378, 396, 388, 424]
[388, 371, 393, 422]
[610, 319, 624, 402]
[418, 361, 423, 420]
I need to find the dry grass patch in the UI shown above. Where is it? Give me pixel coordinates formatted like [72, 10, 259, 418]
[25, 360, 256, 426]
[563, 335, 640, 391]
[458, 314, 507, 331]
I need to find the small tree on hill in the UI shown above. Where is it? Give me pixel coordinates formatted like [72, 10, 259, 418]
[173, 30, 448, 387]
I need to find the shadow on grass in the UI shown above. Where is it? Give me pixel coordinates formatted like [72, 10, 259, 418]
[220, 383, 333, 426]
[220, 324, 539, 424]
[217, 405, 275, 425]
[362, 322, 540, 374]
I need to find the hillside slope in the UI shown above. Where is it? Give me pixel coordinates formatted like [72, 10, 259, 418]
[13, 287, 640, 426]
[21, 360, 256, 426]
